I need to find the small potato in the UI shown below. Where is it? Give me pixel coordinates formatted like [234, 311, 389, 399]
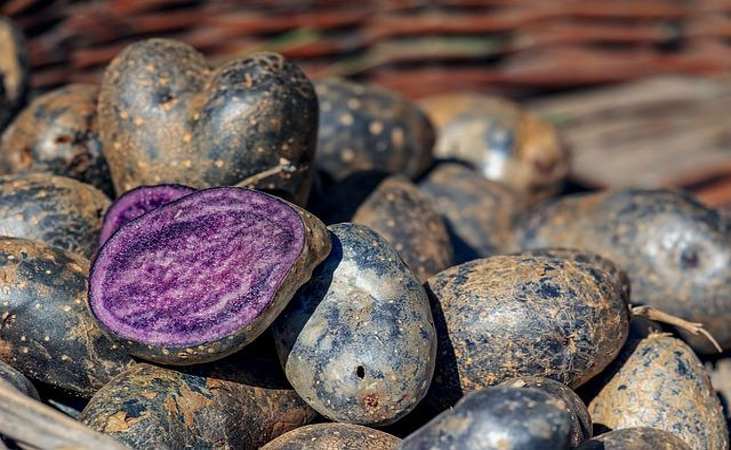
[315, 78, 434, 181]
[419, 162, 524, 263]
[424, 251, 630, 412]
[500, 376, 591, 447]
[587, 322, 728, 450]
[81, 353, 316, 450]
[516, 189, 731, 353]
[577, 428, 692, 450]
[420, 93, 568, 202]
[261, 423, 400, 450]
[400, 386, 572, 450]
[0, 18, 28, 131]
[0, 237, 133, 398]
[272, 223, 436, 426]
[353, 176, 454, 281]
[0, 84, 114, 197]
[0, 173, 109, 259]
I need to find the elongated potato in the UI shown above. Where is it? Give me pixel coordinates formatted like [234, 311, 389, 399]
[261, 423, 400, 450]
[0, 237, 134, 398]
[587, 322, 728, 450]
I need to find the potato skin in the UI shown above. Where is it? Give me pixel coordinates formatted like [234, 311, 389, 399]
[515, 189, 731, 353]
[419, 162, 523, 263]
[261, 423, 400, 450]
[0, 84, 113, 197]
[424, 252, 630, 412]
[0, 173, 110, 259]
[420, 93, 568, 202]
[272, 223, 437, 426]
[587, 326, 728, 450]
[500, 376, 591, 447]
[0, 237, 134, 398]
[315, 78, 434, 181]
[0, 359, 38, 399]
[0, 18, 28, 131]
[81, 356, 316, 450]
[353, 176, 454, 281]
[99, 39, 317, 205]
[577, 428, 692, 450]
[400, 386, 572, 450]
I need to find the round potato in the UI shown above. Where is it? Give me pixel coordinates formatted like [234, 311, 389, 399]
[261, 423, 400, 450]
[577, 428, 692, 450]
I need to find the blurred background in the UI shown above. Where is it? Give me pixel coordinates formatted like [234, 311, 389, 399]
[4, 0, 731, 206]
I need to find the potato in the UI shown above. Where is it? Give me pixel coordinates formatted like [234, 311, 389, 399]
[0, 84, 113, 197]
[587, 322, 728, 450]
[99, 39, 317, 205]
[0, 173, 109, 259]
[420, 93, 568, 202]
[314, 78, 434, 181]
[709, 358, 731, 431]
[0, 359, 37, 399]
[500, 376, 591, 447]
[515, 189, 731, 353]
[577, 428, 692, 450]
[419, 162, 523, 263]
[0, 18, 27, 131]
[261, 423, 400, 450]
[400, 386, 572, 450]
[0, 237, 133, 398]
[80, 351, 316, 450]
[352, 176, 454, 281]
[272, 223, 436, 426]
[424, 251, 629, 412]
[89, 187, 330, 365]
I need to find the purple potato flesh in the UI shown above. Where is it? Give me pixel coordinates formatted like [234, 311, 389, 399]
[99, 184, 195, 245]
[89, 187, 330, 365]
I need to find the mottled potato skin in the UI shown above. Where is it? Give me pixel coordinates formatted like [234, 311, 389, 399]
[424, 252, 630, 412]
[0, 173, 109, 259]
[262, 423, 400, 450]
[0, 84, 113, 197]
[315, 79, 434, 181]
[419, 162, 523, 263]
[587, 326, 729, 450]
[0, 237, 134, 398]
[272, 223, 437, 426]
[420, 93, 568, 202]
[81, 355, 317, 450]
[401, 386, 572, 450]
[99, 39, 317, 205]
[577, 428, 692, 450]
[500, 376, 591, 447]
[516, 189, 731, 353]
[0, 359, 38, 399]
[353, 176, 454, 281]
[0, 18, 28, 131]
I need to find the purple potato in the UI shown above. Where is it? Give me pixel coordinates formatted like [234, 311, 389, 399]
[0, 84, 113, 197]
[89, 187, 330, 365]
[272, 223, 436, 426]
[98, 184, 194, 245]
[262, 423, 400, 450]
[99, 39, 317, 205]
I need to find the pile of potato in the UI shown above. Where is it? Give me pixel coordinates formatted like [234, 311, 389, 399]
[0, 16, 729, 450]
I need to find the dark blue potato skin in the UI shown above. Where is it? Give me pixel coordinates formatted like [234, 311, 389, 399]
[0, 359, 38, 399]
[0, 17, 28, 132]
[352, 176, 454, 281]
[315, 79, 434, 182]
[99, 39, 317, 205]
[400, 386, 572, 450]
[577, 428, 692, 450]
[261, 423, 401, 450]
[0, 84, 114, 197]
[586, 321, 729, 450]
[500, 376, 591, 448]
[0, 237, 134, 398]
[515, 189, 731, 353]
[419, 162, 523, 263]
[423, 252, 630, 413]
[80, 349, 317, 450]
[0, 173, 109, 259]
[272, 223, 437, 426]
